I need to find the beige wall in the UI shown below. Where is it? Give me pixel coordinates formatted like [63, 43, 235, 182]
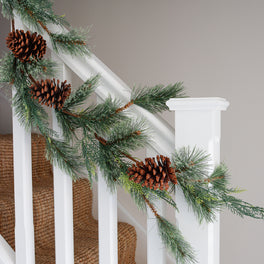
[1, 0, 264, 263]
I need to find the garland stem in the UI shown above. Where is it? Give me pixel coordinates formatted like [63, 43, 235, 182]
[94, 132, 139, 163]
[187, 175, 225, 183]
[143, 195, 161, 219]
[11, 19, 15, 32]
[115, 100, 134, 113]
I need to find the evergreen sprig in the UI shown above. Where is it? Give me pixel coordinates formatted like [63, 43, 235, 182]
[132, 82, 185, 113]
[174, 147, 264, 223]
[50, 29, 89, 56]
[64, 74, 100, 108]
[157, 216, 196, 264]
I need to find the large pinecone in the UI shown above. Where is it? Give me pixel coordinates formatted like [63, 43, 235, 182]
[30, 79, 71, 110]
[128, 155, 177, 191]
[6, 30, 46, 63]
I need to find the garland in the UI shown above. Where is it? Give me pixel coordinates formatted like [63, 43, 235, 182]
[0, 1, 264, 263]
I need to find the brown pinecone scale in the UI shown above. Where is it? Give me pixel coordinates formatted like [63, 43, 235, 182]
[128, 155, 177, 191]
[30, 79, 71, 110]
[6, 29, 46, 63]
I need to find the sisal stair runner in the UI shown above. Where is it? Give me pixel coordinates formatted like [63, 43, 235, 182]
[0, 134, 137, 264]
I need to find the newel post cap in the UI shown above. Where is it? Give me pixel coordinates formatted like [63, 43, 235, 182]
[166, 97, 229, 111]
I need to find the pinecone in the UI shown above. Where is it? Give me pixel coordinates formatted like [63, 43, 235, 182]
[30, 79, 71, 110]
[128, 155, 177, 191]
[6, 29, 46, 63]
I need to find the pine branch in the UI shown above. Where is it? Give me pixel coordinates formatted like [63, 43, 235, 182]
[64, 75, 100, 108]
[50, 29, 89, 56]
[143, 196, 196, 264]
[45, 135, 84, 180]
[131, 82, 186, 113]
[220, 194, 264, 219]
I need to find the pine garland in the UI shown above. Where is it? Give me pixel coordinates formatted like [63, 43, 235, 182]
[1, 2, 264, 263]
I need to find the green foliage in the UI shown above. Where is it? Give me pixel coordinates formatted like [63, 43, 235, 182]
[0, 53, 15, 84]
[157, 216, 196, 264]
[174, 147, 264, 223]
[11, 0, 69, 32]
[25, 58, 57, 79]
[220, 194, 264, 219]
[0, 0, 14, 19]
[77, 98, 125, 133]
[118, 171, 148, 211]
[106, 119, 149, 151]
[172, 147, 211, 179]
[0, 53, 56, 85]
[131, 82, 185, 113]
[45, 136, 83, 180]
[50, 29, 89, 56]
[65, 75, 100, 108]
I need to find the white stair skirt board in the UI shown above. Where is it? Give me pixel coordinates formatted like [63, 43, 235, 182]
[167, 97, 229, 264]
[0, 233, 15, 264]
[52, 54, 74, 264]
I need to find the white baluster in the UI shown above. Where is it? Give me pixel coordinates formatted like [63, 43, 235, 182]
[52, 54, 74, 264]
[12, 16, 35, 264]
[166, 97, 229, 264]
[12, 87, 35, 264]
[97, 95, 118, 264]
[0, 235, 15, 264]
[146, 147, 166, 264]
[98, 169, 118, 264]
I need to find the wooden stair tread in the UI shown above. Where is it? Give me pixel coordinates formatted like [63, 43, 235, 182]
[0, 134, 137, 263]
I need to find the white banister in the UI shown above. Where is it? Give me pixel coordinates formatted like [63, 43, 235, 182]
[146, 147, 165, 264]
[0, 235, 15, 264]
[52, 54, 74, 264]
[166, 97, 229, 264]
[98, 168, 118, 264]
[12, 87, 35, 264]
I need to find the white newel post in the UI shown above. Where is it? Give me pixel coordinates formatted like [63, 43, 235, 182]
[97, 96, 118, 264]
[166, 98, 229, 264]
[146, 147, 165, 264]
[52, 55, 74, 264]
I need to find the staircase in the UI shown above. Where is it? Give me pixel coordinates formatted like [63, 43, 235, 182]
[0, 134, 137, 263]
[0, 15, 229, 264]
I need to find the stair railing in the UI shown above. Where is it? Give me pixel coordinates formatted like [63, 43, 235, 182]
[0, 15, 229, 264]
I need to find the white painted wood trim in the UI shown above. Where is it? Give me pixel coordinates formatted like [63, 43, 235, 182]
[0, 235, 15, 264]
[98, 168, 118, 264]
[12, 87, 35, 264]
[167, 97, 229, 264]
[52, 56, 74, 264]
[166, 97, 229, 111]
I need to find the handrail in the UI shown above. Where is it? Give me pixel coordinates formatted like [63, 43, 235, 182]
[19, 19, 175, 155]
